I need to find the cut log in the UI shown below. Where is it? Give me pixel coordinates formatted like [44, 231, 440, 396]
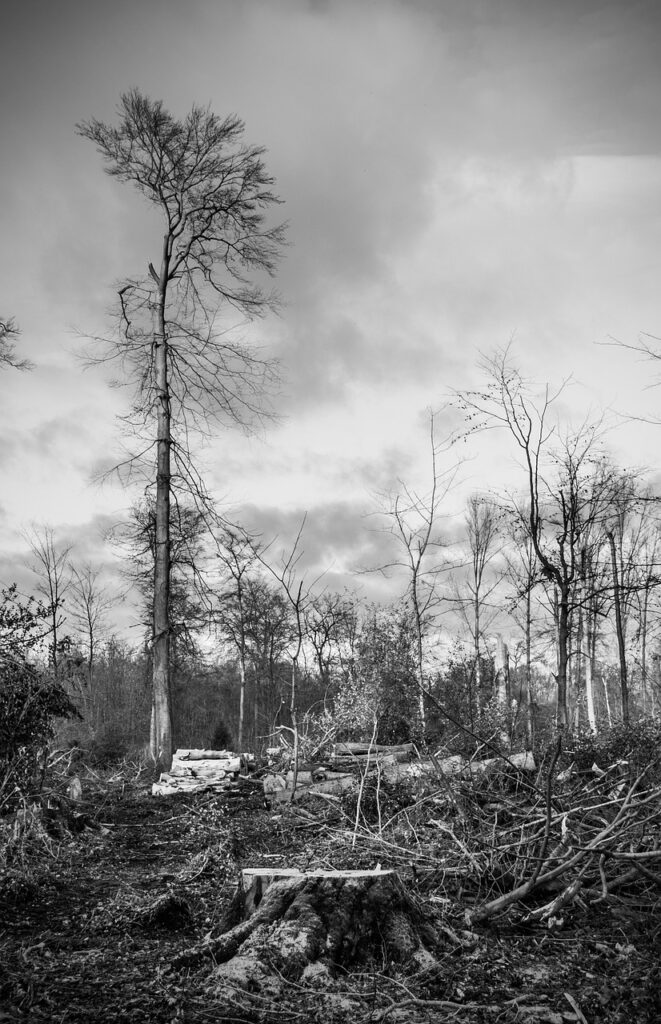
[152, 777, 235, 796]
[177, 748, 235, 760]
[332, 742, 415, 756]
[302, 773, 355, 799]
[170, 753, 241, 776]
[263, 770, 355, 805]
[175, 867, 444, 989]
[331, 743, 414, 766]
[468, 751, 536, 774]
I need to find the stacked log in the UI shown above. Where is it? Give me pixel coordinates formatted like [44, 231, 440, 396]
[380, 750, 535, 785]
[152, 749, 253, 796]
[330, 741, 415, 768]
[263, 767, 355, 804]
[261, 745, 535, 804]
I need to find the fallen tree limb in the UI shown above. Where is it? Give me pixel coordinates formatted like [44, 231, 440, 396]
[467, 773, 659, 924]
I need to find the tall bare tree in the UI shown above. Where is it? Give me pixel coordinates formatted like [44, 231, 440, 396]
[69, 564, 116, 720]
[602, 471, 657, 726]
[454, 495, 501, 713]
[78, 92, 285, 767]
[258, 518, 315, 792]
[503, 507, 541, 747]
[633, 526, 661, 713]
[25, 526, 72, 674]
[375, 412, 461, 732]
[306, 592, 357, 691]
[215, 527, 261, 750]
[458, 350, 613, 731]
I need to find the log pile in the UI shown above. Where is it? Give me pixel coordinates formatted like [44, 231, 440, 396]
[381, 749, 535, 785]
[152, 749, 253, 796]
[263, 766, 355, 804]
[261, 744, 536, 804]
[330, 740, 416, 767]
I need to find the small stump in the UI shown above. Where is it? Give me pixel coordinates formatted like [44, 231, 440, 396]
[184, 868, 441, 995]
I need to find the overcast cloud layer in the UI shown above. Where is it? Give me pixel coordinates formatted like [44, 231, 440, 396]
[1, 0, 661, 623]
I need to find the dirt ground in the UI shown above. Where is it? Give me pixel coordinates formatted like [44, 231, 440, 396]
[1, 767, 660, 1023]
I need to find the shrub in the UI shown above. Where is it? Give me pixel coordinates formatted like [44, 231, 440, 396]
[568, 717, 661, 782]
[209, 720, 234, 751]
[88, 722, 130, 765]
[0, 661, 79, 811]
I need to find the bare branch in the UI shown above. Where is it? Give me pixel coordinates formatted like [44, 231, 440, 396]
[0, 318, 33, 372]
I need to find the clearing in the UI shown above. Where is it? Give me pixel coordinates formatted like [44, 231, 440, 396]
[1, 757, 660, 1023]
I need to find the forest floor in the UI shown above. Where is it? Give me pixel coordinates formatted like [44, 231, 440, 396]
[1, 760, 660, 1024]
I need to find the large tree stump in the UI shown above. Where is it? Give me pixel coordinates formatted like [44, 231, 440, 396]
[176, 868, 442, 991]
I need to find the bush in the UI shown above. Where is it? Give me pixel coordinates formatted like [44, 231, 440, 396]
[568, 718, 661, 782]
[0, 661, 79, 811]
[209, 720, 234, 751]
[87, 722, 130, 765]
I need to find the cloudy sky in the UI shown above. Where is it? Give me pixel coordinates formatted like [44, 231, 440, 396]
[1, 0, 661, 632]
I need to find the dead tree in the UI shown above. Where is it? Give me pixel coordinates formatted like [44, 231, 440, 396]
[24, 526, 72, 676]
[78, 92, 285, 767]
[373, 411, 461, 732]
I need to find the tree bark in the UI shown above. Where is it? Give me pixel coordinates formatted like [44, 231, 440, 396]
[583, 611, 597, 734]
[554, 585, 570, 731]
[641, 585, 649, 714]
[494, 634, 509, 705]
[151, 246, 172, 769]
[175, 869, 443, 985]
[237, 655, 246, 750]
[608, 531, 629, 725]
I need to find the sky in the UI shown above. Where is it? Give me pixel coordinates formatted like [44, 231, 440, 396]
[1, 0, 661, 640]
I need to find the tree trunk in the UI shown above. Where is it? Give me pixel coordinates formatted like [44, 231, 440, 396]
[150, 253, 173, 769]
[290, 655, 299, 794]
[237, 654, 246, 750]
[583, 608, 597, 734]
[608, 531, 629, 725]
[494, 633, 510, 749]
[494, 634, 509, 705]
[641, 585, 649, 714]
[524, 581, 534, 750]
[602, 671, 613, 728]
[556, 587, 570, 731]
[474, 593, 482, 716]
[412, 588, 427, 734]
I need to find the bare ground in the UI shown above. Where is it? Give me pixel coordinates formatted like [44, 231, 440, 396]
[1, 766, 660, 1024]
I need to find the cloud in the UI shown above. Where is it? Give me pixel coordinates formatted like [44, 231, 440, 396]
[1, 0, 661, 641]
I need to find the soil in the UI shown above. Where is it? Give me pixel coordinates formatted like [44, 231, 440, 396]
[1, 769, 660, 1023]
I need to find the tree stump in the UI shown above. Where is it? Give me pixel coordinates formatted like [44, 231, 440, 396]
[177, 868, 442, 991]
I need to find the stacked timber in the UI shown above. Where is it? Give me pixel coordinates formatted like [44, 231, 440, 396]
[152, 749, 253, 796]
[330, 741, 415, 768]
[261, 746, 536, 804]
[381, 749, 536, 785]
[263, 765, 355, 805]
